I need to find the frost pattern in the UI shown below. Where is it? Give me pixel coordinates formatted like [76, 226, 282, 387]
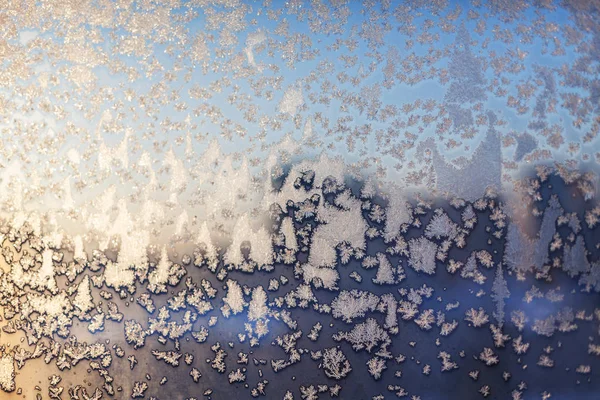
[408, 237, 438, 275]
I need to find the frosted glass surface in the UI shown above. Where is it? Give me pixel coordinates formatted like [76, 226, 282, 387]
[0, 1, 599, 399]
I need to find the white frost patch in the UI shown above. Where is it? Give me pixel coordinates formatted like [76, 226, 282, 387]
[331, 290, 379, 323]
[197, 221, 218, 266]
[73, 235, 87, 261]
[321, 347, 352, 380]
[248, 286, 269, 322]
[302, 118, 314, 143]
[222, 279, 246, 317]
[27, 291, 73, 318]
[104, 260, 135, 290]
[280, 217, 298, 250]
[224, 214, 273, 269]
[73, 275, 94, 314]
[39, 249, 58, 293]
[302, 264, 340, 290]
[266, 158, 367, 290]
[308, 190, 367, 267]
[266, 154, 346, 212]
[425, 210, 458, 240]
[148, 246, 171, 292]
[383, 185, 413, 242]
[373, 253, 401, 285]
[408, 237, 438, 274]
[102, 199, 148, 289]
[0, 354, 15, 392]
[302, 190, 367, 289]
[174, 210, 189, 237]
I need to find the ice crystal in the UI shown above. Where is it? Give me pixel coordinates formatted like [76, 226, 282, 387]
[425, 210, 459, 240]
[373, 253, 399, 285]
[465, 308, 490, 328]
[321, 347, 352, 380]
[407, 237, 438, 275]
[331, 290, 379, 323]
[333, 318, 390, 353]
[222, 279, 246, 317]
[478, 348, 499, 366]
[491, 264, 510, 327]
